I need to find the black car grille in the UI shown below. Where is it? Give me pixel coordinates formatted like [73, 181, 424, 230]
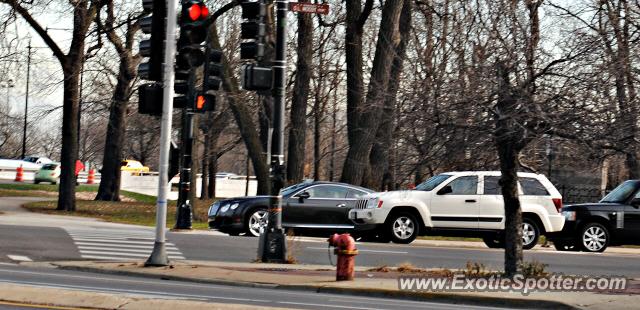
[355, 199, 368, 209]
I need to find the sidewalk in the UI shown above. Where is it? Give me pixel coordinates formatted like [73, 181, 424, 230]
[411, 238, 640, 255]
[14, 260, 634, 310]
[0, 282, 285, 310]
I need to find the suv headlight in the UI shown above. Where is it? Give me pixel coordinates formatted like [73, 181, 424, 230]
[230, 203, 239, 210]
[366, 198, 382, 209]
[562, 211, 576, 221]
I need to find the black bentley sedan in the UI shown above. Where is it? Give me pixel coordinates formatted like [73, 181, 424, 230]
[548, 180, 640, 252]
[208, 181, 374, 237]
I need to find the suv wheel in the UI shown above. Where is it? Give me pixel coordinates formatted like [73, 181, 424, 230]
[483, 235, 504, 248]
[522, 218, 540, 250]
[580, 222, 609, 252]
[245, 208, 268, 237]
[386, 212, 419, 244]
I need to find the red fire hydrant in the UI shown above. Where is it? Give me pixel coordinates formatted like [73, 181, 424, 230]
[328, 233, 358, 281]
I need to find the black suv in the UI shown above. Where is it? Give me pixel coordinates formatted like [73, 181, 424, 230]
[548, 180, 640, 252]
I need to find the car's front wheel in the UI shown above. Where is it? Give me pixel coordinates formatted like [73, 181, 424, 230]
[579, 222, 609, 252]
[245, 208, 268, 237]
[386, 212, 419, 244]
[522, 218, 540, 250]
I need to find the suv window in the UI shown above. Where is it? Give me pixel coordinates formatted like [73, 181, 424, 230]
[304, 185, 349, 199]
[444, 176, 478, 195]
[415, 174, 452, 191]
[484, 176, 501, 195]
[520, 178, 549, 196]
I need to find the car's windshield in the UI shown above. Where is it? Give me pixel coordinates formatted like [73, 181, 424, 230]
[42, 164, 58, 170]
[415, 174, 452, 191]
[601, 181, 638, 203]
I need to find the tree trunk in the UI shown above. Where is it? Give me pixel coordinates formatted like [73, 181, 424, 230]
[498, 142, 523, 277]
[286, 0, 313, 184]
[190, 114, 202, 221]
[342, 0, 404, 186]
[57, 65, 81, 211]
[96, 58, 135, 201]
[495, 61, 525, 277]
[366, 0, 411, 190]
[313, 90, 322, 180]
[209, 145, 218, 198]
[342, 0, 366, 184]
[200, 132, 210, 200]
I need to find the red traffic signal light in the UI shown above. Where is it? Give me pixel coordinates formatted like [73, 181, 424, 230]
[186, 2, 209, 21]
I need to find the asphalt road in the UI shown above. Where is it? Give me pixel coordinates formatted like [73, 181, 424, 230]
[0, 197, 638, 277]
[0, 263, 510, 310]
[0, 221, 638, 277]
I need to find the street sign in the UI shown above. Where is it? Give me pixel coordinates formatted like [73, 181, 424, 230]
[289, 2, 329, 15]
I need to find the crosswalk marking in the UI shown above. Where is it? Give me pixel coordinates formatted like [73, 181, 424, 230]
[65, 227, 185, 261]
[77, 246, 183, 254]
[73, 238, 167, 245]
[7, 255, 32, 262]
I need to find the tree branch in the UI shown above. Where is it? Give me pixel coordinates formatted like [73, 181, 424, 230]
[2, 0, 66, 62]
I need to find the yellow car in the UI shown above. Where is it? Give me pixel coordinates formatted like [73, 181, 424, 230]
[120, 160, 150, 174]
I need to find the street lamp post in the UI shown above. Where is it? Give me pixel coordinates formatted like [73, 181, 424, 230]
[22, 42, 32, 160]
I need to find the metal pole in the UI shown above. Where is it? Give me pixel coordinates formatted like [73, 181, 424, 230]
[259, 0, 288, 263]
[77, 61, 84, 146]
[22, 42, 31, 160]
[146, 0, 178, 267]
[174, 70, 195, 230]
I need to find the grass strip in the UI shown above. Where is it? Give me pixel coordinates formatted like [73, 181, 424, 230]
[23, 200, 211, 230]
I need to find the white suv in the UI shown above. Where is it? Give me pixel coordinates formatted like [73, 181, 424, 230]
[348, 171, 565, 248]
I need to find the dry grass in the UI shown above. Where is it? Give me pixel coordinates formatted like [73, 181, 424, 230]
[23, 200, 210, 229]
[367, 265, 392, 273]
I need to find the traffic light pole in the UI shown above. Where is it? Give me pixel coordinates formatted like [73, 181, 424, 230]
[258, 0, 288, 263]
[146, 0, 177, 267]
[174, 70, 196, 230]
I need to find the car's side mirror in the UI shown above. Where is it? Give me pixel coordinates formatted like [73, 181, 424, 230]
[631, 197, 640, 208]
[297, 191, 310, 202]
[437, 186, 453, 195]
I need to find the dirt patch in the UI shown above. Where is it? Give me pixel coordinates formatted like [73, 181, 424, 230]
[75, 192, 96, 201]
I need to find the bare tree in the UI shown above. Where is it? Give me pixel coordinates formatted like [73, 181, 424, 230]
[1, 0, 103, 211]
[95, 1, 142, 201]
[286, 0, 313, 184]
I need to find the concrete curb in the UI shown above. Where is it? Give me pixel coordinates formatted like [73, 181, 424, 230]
[54, 264, 578, 310]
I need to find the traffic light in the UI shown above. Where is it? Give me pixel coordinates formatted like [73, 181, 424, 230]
[173, 61, 189, 109]
[194, 93, 215, 113]
[241, 64, 272, 91]
[138, 83, 163, 116]
[168, 140, 180, 180]
[203, 48, 222, 92]
[137, 0, 166, 116]
[240, 0, 267, 60]
[138, 0, 167, 81]
[177, 0, 209, 68]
